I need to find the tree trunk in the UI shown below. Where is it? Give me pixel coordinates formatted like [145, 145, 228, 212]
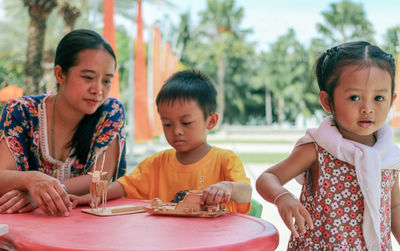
[217, 56, 225, 125]
[23, 0, 57, 95]
[265, 89, 272, 125]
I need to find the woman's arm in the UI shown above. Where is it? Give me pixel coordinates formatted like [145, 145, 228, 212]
[63, 138, 120, 195]
[391, 174, 400, 244]
[0, 139, 71, 216]
[256, 143, 316, 237]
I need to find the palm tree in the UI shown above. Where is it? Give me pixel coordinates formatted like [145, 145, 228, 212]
[196, 0, 247, 124]
[316, 0, 374, 44]
[23, 0, 57, 95]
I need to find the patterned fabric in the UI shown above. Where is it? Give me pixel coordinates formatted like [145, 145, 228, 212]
[0, 94, 126, 181]
[288, 144, 398, 250]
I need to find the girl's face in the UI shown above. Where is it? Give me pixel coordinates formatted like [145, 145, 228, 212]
[55, 48, 115, 116]
[320, 65, 396, 145]
[158, 99, 218, 158]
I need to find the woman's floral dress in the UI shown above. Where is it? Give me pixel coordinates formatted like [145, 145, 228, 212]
[0, 94, 126, 181]
[288, 144, 398, 250]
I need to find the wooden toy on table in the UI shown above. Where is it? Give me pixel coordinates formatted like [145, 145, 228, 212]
[144, 176, 226, 218]
[88, 153, 108, 212]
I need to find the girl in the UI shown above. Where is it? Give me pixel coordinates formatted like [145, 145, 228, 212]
[0, 29, 126, 217]
[256, 41, 400, 250]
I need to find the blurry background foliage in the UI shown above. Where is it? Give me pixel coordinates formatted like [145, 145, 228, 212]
[0, 0, 399, 125]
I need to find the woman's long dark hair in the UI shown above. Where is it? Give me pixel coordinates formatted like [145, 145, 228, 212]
[54, 29, 117, 164]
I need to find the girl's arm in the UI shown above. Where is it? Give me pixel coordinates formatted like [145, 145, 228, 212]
[256, 143, 317, 237]
[391, 174, 400, 243]
[63, 138, 120, 195]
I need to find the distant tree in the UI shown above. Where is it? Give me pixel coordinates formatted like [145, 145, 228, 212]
[262, 29, 310, 125]
[23, 0, 57, 95]
[382, 25, 400, 59]
[194, 0, 250, 124]
[316, 0, 374, 44]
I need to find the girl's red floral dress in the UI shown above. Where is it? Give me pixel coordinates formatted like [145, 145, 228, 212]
[288, 144, 398, 250]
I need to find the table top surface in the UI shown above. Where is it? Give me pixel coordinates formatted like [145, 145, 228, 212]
[0, 198, 279, 251]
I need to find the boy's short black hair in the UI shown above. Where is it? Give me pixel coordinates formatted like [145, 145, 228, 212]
[156, 70, 217, 119]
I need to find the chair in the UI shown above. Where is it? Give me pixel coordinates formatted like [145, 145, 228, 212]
[247, 198, 263, 218]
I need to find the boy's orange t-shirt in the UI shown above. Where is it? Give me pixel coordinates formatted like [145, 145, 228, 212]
[117, 146, 251, 214]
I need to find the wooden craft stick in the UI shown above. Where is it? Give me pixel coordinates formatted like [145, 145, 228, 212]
[111, 206, 145, 214]
[100, 152, 106, 173]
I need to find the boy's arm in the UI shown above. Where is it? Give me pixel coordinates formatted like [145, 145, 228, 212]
[391, 175, 400, 244]
[70, 181, 126, 208]
[221, 181, 251, 203]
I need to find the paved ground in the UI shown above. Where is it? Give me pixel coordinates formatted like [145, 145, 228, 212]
[127, 127, 400, 250]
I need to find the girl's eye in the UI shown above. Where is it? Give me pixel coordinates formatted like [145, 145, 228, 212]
[182, 121, 192, 126]
[375, 96, 384, 102]
[349, 95, 359, 101]
[162, 123, 171, 127]
[104, 79, 113, 84]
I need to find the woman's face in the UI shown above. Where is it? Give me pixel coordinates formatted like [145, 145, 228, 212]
[56, 48, 116, 116]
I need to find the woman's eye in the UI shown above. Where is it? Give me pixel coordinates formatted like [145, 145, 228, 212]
[349, 95, 359, 101]
[375, 96, 384, 102]
[82, 76, 93, 80]
[182, 122, 192, 126]
[162, 123, 171, 127]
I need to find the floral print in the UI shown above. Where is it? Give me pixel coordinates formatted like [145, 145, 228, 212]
[288, 144, 398, 250]
[0, 94, 126, 181]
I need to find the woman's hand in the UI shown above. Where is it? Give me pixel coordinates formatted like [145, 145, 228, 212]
[275, 193, 314, 238]
[0, 190, 36, 214]
[201, 181, 232, 206]
[25, 171, 72, 216]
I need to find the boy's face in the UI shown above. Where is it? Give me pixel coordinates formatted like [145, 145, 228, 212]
[158, 99, 218, 155]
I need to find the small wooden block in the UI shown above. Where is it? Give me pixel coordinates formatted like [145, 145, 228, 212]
[81, 205, 145, 216]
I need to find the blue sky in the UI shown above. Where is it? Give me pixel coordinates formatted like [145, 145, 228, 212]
[143, 0, 400, 50]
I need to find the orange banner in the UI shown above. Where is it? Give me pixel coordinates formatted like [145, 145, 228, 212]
[152, 26, 163, 137]
[134, 0, 152, 141]
[103, 0, 120, 99]
[392, 53, 400, 128]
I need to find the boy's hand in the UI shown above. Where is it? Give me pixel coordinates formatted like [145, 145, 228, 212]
[69, 194, 92, 208]
[201, 181, 232, 206]
[275, 193, 314, 238]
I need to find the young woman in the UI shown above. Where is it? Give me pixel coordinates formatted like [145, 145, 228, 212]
[0, 29, 126, 217]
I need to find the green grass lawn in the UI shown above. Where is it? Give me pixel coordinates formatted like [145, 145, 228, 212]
[238, 153, 289, 164]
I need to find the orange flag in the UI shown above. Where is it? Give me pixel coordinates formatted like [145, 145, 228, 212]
[134, 0, 152, 141]
[392, 53, 400, 128]
[0, 85, 23, 103]
[103, 0, 120, 99]
[152, 26, 163, 137]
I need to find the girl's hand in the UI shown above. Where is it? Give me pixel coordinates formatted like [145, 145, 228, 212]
[25, 171, 72, 216]
[201, 181, 232, 206]
[275, 193, 314, 238]
[69, 194, 92, 208]
[0, 190, 37, 214]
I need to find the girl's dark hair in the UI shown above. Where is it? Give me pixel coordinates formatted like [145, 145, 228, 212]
[55, 29, 117, 164]
[156, 70, 217, 119]
[315, 41, 395, 110]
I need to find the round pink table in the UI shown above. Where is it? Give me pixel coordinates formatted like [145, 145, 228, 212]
[0, 198, 279, 251]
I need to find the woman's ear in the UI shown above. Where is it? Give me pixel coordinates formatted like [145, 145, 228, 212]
[54, 65, 65, 85]
[207, 113, 219, 130]
[319, 91, 332, 113]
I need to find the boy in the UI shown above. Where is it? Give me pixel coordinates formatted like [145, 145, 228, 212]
[72, 70, 252, 213]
